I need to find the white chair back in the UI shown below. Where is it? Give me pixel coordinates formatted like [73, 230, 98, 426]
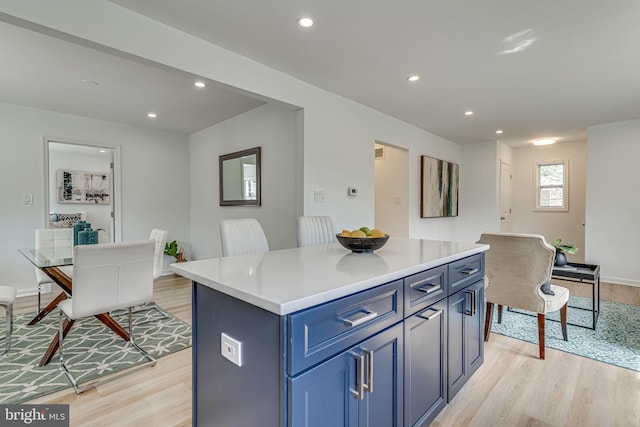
[70, 240, 154, 319]
[35, 228, 73, 284]
[220, 218, 269, 257]
[35, 228, 73, 250]
[297, 216, 336, 247]
[149, 229, 169, 279]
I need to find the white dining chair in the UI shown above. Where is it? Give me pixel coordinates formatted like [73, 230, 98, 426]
[58, 240, 156, 392]
[0, 286, 17, 358]
[149, 228, 169, 279]
[35, 228, 73, 314]
[220, 218, 269, 257]
[297, 216, 337, 247]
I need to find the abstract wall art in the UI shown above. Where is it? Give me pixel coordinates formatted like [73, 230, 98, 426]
[420, 156, 459, 217]
[56, 170, 110, 204]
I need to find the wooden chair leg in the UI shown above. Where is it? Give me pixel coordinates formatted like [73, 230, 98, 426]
[484, 302, 493, 342]
[497, 304, 503, 324]
[537, 313, 545, 359]
[560, 303, 568, 341]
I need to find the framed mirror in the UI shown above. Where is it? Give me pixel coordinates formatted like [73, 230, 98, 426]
[219, 146, 261, 206]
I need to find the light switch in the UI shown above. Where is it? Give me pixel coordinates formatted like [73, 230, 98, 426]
[314, 190, 326, 202]
[23, 193, 33, 205]
[221, 333, 243, 367]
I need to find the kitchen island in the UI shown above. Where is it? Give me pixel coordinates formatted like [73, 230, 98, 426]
[171, 237, 489, 427]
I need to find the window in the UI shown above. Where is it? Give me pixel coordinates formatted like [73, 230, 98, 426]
[535, 160, 568, 211]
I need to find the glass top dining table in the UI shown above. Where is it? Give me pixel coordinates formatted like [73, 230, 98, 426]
[19, 247, 73, 269]
[18, 246, 131, 366]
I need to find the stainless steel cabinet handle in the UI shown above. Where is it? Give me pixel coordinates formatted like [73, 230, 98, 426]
[472, 290, 477, 316]
[461, 267, 479, 275]
[417, 308, 443, 321]
[464, 290, 477, 316]
[351, 352, 365, 400]
[414, 283, 441, 294]
[342, 309, 378, 327]
[364, 349, 374, 393]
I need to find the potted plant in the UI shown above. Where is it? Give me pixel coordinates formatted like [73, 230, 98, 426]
[164, 240, 187, 263]
[551, 238, 578, 266]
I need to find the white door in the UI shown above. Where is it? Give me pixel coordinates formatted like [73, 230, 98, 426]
[499, 161, 512, 232]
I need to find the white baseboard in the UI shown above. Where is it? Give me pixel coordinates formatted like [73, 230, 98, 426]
[601, 276, 640, 287]
[16, 283, 52, 298]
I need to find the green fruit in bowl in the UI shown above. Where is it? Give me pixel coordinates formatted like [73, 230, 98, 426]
[359, 227, 371, 236]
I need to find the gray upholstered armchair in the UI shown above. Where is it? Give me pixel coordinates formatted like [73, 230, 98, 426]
[478, 232, 569, 359]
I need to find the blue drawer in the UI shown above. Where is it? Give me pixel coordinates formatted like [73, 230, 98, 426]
[448, 254, 484, 295]
[404, 265, 447, 316]
[287, 279, 403, 376]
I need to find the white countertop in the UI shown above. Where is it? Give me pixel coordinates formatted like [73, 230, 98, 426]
[171, 237, 489, 315]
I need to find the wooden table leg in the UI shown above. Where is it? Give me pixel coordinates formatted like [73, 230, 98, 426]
[38, 318, 74, 367]
[28, 292, 67, 326]
[95, 313, 130, 341]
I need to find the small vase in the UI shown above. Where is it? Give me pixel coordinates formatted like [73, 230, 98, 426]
[554, 252, 567, 266]
[78, 228, 98, 245]
[73, 221, 87, 246]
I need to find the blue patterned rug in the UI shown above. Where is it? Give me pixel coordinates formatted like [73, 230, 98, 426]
[0, 303, 192, 403]
[490, 296, 640, 371]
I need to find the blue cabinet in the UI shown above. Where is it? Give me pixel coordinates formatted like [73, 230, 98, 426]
[192, 252, 485, 426]
[447, 279, 484, 401]
[404, 299, 447, 427]
[289, 323, 404, 427]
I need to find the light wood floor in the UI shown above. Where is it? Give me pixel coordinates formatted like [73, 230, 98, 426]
[15, 276, 640, 427]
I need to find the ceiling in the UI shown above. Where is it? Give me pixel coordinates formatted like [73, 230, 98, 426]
[0, 19, 265, 135]
[3, 1, 640, 146]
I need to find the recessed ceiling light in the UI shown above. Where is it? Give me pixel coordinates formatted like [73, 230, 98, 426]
[496, 130, 503, 134]
[147, 113, 157, 119]
[194, 81, 206, 88]
[533, 138, 557, 146]
[297, 17, 314, 28]
[407, 75, 420, 82]
[464, 111, 474, 116]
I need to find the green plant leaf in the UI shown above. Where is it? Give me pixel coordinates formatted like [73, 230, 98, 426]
[164, 240, 178, 257]
[551, 238, 578, 254]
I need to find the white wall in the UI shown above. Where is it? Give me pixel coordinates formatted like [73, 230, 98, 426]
[1, 1, 468, 245]
[456, 141, 513, 244]
[189, 103, 299, 259]
[587, 120, 640, 286]
[0, 102, 190, 293]
[374, 142, 409, 237]
[511, 140, 587, 264]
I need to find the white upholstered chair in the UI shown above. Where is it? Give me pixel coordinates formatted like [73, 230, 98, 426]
[478, 232, 569, 359]
[149, 228, 169, 279]
[58, 240, 156, 392]
[297, 216, 337, 247]
[220, 218, 269, 257]
[35, 228, 73, 313]
[0, 286, 17, 358]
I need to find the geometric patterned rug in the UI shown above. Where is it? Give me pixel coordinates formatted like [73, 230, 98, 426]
[490, 296, 640, 372]
[0, 303, 192, 403]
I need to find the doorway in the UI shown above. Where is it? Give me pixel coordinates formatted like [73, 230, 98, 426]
[44, 139, 120, 243]
[499, 160, 512, 232]
[374, 141, 409, 237]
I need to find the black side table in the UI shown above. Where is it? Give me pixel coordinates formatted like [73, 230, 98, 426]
[552, 263, 601, 330]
